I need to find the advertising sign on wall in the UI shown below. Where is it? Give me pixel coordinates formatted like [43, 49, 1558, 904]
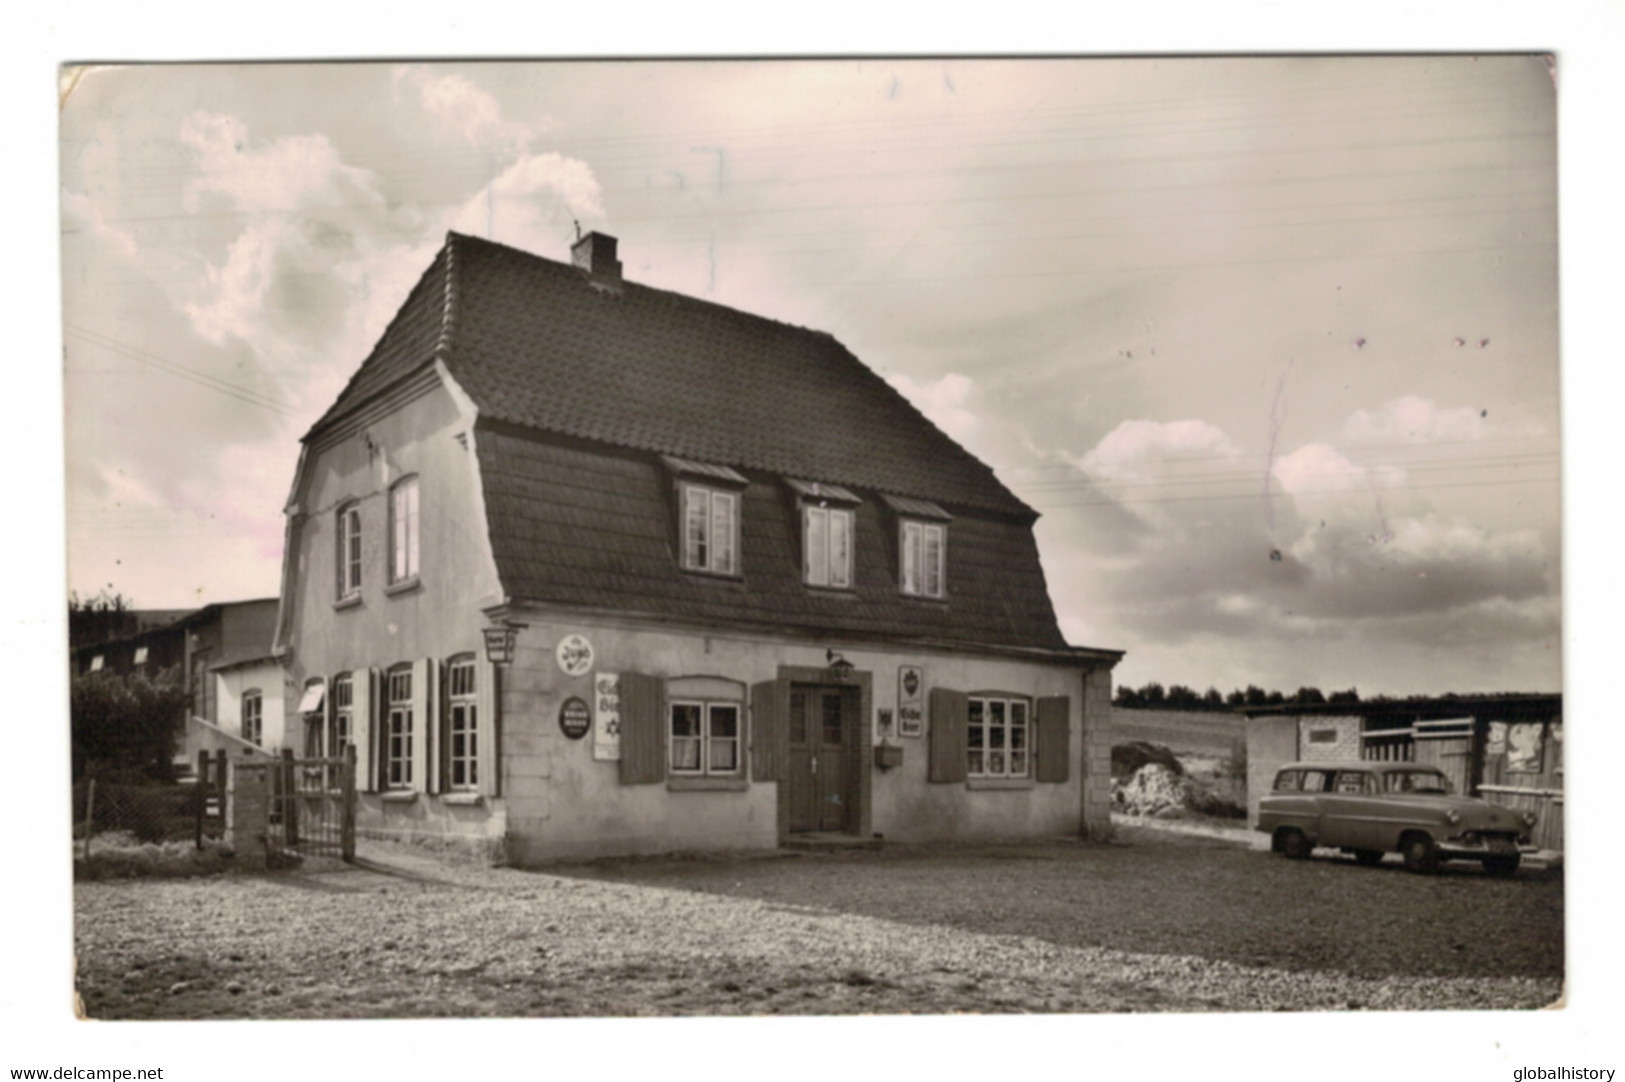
[593, 672, 622, 761]
[898, 665, 924, 738]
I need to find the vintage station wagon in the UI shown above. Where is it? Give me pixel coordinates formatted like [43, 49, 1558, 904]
[1257, 761, 1536, 875]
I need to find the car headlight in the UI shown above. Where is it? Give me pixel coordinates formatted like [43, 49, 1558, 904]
[1445, 808, 1461, 825]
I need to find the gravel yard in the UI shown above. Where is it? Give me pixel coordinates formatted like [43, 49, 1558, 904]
[73, 827, 1562, 1019]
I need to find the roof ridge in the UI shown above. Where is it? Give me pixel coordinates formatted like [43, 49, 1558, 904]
[435, 230, 461, 362]
[445, 229, 842, 344]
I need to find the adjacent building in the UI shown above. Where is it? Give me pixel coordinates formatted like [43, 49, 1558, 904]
[272, 231, 1122, 862]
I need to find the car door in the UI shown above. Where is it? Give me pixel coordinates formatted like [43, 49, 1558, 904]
[1322, 768, 1380, 849]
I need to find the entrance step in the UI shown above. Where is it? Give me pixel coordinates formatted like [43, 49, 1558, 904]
[782, 832, 883, 853]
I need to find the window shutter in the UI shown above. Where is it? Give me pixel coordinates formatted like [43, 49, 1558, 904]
[351, 668, 375, 793]
[929, 687, 968, 783]
[412, 658, 433, 792]
[830, 509, 851, 588]
[751, 678, 789, 782]
[618, 671, 666, 785]
[476, 656, 498, 797]
[805, 506, 827, 584]
[1035, 696, 1071, 784]
[433, 659, 450, 795]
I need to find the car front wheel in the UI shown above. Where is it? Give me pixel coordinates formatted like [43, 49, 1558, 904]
[1482, 854, 1521, 878]
[1401, 834, 1438, 874]
[1276, 829, 1313, 860]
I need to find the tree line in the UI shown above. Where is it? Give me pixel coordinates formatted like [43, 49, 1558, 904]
[1113, 682, 1361, 711]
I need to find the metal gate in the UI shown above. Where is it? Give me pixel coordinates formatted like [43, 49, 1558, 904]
[261, 748, 356, 861]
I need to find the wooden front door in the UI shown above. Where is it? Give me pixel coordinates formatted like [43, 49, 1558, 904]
[788, 685, 854, 833]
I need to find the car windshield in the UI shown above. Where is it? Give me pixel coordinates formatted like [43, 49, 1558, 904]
[1383, 770, 1452, 794]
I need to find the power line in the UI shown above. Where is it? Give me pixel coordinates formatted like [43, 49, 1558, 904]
[64, 326, 303, 419]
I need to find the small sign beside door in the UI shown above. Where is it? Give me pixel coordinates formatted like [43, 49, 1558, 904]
[897, 665, 924, 738]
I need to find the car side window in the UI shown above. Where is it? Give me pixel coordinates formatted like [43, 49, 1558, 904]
[1273, 770, 1301, 791]
[1335, 771, 1365, 794]
[1301, 770, 1329, 792]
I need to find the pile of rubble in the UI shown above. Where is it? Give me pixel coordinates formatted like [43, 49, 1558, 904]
[1113, 763, 1199, 818]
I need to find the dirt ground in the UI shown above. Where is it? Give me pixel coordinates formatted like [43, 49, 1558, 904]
[72, 827, 1563, 1019]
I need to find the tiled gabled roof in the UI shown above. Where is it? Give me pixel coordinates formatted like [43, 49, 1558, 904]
[311, 232, 1031, 518]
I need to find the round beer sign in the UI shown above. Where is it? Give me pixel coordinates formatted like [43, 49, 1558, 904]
[555, 633, 594, 676]
[558, 696, 592, 740]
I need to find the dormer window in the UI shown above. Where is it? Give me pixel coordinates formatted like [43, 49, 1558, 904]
[884, 494, 951, 599]
[682, 484, 738, 575]
[662, 456, 747, 578]
[787, 479, 860, 590]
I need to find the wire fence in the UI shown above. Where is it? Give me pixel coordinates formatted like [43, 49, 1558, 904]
[73, 754, 226, 868]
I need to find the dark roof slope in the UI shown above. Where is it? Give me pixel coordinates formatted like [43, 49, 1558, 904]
[313, 233, 1030, 517]
[478, 429, 1069, 651]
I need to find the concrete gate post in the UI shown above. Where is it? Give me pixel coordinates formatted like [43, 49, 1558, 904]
[224, 760, 271, 869]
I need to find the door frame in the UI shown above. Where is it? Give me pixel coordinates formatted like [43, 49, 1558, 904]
[775, 664, 872, 841]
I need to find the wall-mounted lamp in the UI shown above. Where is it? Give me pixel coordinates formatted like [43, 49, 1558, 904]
[482, 622, 528, 665]
[825, 648, 855, 682]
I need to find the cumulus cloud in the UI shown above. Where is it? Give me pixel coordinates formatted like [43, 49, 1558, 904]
[886, 371, 981, 446]
[1076, 419, 1240, 481]
[445, 153, 606, 253]
[1271, 442, 1405, 496]
[394, 65, 542, 157]
[1343, 394, 1541, 445]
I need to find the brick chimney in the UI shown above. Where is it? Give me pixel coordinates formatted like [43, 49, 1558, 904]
[571, 231, 622, 281]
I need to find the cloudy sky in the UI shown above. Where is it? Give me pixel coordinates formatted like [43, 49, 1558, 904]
[61, 56, 1561, 696]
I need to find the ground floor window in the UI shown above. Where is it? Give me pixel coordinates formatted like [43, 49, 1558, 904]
[331, 673, 352, 757]
[386, 666, 414, 788]
[967, 695, 1029, 778]
[447, 655, 478, 790]
[670, 700, 741, 775]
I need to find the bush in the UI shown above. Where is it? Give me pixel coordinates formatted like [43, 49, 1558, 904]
[71, 666, 190, 782]
[1111, 741, 1184, 780]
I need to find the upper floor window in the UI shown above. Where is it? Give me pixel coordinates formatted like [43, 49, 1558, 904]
[447, 655, 478, 791]
[242, 689, 263, 746]
[681, 483, 738, 576]
[389, 477, 420, 585]
[89, 654, 104, 672]
[900, 520, 946, 598]
[804, 505, 854, 588]
[662, 456, 747, 578]
[336, 501, 362, 599]
[133, 646, 149, 665]
[789, 479, 860, 590]
[967, 695, 1028, 779]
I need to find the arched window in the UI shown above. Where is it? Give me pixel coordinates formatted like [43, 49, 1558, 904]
[336, 501, 362, 600]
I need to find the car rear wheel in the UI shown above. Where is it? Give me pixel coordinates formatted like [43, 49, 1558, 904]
[1482, 854, 1521, 878]
[1401, 834, 1438, 874]
[1276, 829, 1313, 860]
[1353, 849, 1383, 866]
